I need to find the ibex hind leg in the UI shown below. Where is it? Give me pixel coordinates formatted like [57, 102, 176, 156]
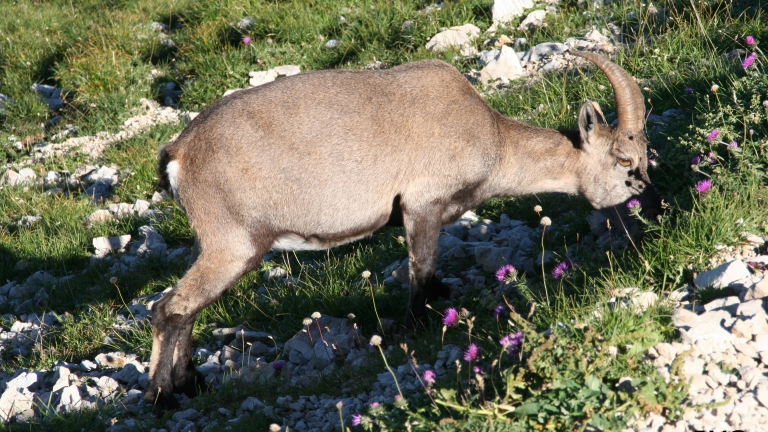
[402, 206, 445, 330]
[145, 230, 269, 412]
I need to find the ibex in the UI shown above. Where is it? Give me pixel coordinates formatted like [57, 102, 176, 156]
[148, 50, 661, 409]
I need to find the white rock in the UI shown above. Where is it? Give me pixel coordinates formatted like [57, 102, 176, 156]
[86, 209, 114, 225]
[518, 10, 547, 30]
[695, 260, 751, 289]
[109, 203, 134, 218]
[273, 65, 301, 77]
[133, 199, 150, 215]
[757, 383, 768, 408]
[584, 28, 611, 43]
[0, 388, 35, 422]
[681, 318, 735, 344]
[6, 372, 40, 392]
[736, 299, 766, 318]
[1, 168, 37, 186]
[586, 211, 608, 236]
[742, 277, 768, 301]
[58, 384, 83, 412]
[631, 292, 658, 312]
[425, 24, 480, 52]
[241, 396, 267, 411]
[249, 69, 278, 87]
[703, 296, 740, 313]
[491, 0, 534, 23]
[526, 42, 567, 62]
[478, 45, 525, 85]
[92, 235, 132, 258]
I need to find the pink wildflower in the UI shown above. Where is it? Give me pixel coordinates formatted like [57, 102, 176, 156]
[695, 179, 712, 194]
[352, 414, 362, 426]
[495, 264, 516, 282]
[743, 52, 756, 69]
[242, 36, 251, 44]
[463, 343, 479, 362]
[707, 129, 720, 142]
[626, 199, 641, 210]
[423, 370, 436, 386]
[442, 307, 459, 327]
[551, 259, 573, 279]
[746, 35, 755, 46]
[500, 331, 524, 355]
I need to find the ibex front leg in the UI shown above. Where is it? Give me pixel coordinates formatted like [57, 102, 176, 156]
[403, 206, 451, 329]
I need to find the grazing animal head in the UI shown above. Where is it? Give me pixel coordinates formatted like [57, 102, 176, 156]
[570, 50, 662, 233]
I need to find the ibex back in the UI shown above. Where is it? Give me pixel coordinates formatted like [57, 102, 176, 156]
[148, 51, 661, 410]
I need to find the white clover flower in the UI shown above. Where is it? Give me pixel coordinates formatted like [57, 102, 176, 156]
[347, 313, 356, 320]
[711, 84, 719, 92]
[533, 205, 542, 213]
[109, 277, 118, 284]
[540, 217, 552, 226]
[311, 312, 321, 319]
[369, 335, 382, 346]
[361, 270, 371, 279]
[302, 318, 312, 326]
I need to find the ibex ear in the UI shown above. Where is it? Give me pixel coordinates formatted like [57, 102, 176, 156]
[578, 101, 599, 153]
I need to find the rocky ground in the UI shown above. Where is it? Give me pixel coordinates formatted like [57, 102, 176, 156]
[2, 197, 768, 431]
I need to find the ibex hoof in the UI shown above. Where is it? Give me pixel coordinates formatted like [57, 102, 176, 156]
[145, 389, 181, 414]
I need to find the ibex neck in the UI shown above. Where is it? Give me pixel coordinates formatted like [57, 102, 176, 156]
[488, 120, 582, 198]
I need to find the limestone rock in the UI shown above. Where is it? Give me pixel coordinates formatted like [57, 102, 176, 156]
[478, 45, 525, 85]
[518, 10, 547, 30]
[695, 260, 751, 289]
[425, 24, 480, 53]
[492, 0, 534, 23]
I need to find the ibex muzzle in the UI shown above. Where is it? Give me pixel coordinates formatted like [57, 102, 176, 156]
[147, 51, 660, 410]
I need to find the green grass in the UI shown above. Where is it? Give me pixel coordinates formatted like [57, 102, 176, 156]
[1, 0, 767, 430]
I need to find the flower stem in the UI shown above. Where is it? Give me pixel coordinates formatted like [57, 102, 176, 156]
[540, 226, 549, 306]
[376, 345, 404, 400]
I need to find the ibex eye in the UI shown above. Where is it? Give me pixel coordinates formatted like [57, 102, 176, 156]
[618, 158, 632, 167]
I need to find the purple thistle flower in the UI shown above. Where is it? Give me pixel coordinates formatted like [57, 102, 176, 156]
[242, 36, 251, 44]
[442, 307, 459, 327]
[551, 259, 572, 279]
[495, 264, 516, 282]
[370, 402, 380, 408]
[464, 343, 479, 362]
[691, 155, 702, 165]
[272, 360, 284, 371]
[708, 152, 717, 164]
[743, 52, 757, 69]
[729, 141, 739, 149]
[626, 199, 641, 210]
[746, 35, 755, 46]
[494, 304, 506, 319]
[707, 129, 720, 142]
[648, 159, 657, 167]
[423, 370, 436, 386]
[500, 331, 524, 355]
[695, 179, 712, 194]
[684, 87, 694, 94]
[352, 413, 362, 426]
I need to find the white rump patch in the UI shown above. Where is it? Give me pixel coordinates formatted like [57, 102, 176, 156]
[166, 160, 180, 199]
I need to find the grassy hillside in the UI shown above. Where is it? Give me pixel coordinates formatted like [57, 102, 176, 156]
[0, 0, 766, 430]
